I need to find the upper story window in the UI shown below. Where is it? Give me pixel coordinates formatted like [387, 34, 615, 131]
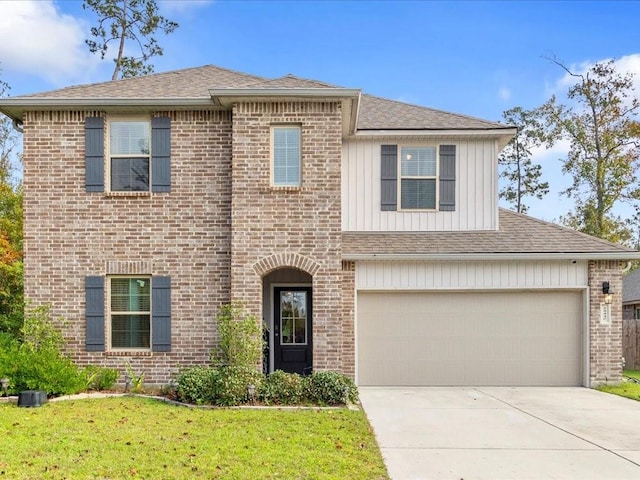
[400, 146, 437, 210]
[84, 116, 171, 194]
[272, 126, 301, 187]
[109, 120, 151, 192]
[380, 144, 456, 212]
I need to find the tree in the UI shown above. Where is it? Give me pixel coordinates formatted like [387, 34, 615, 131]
[499, 105, 553, 213]
[546, 58, 640, 243]
[83, 0, 178, 80]
[0, 70, 23, 338]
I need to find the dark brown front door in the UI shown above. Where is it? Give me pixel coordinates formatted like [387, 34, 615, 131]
[273, 287, 312, 374]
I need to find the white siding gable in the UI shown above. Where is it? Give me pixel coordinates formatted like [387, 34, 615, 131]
[342, 138, 499, 231]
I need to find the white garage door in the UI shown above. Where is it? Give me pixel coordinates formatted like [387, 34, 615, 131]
[358, 291, 583, 386]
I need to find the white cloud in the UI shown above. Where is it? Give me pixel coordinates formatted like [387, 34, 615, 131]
[498, 86, 511, 101]
[0, 1, 99, 85]
[550, 53, 640, 97]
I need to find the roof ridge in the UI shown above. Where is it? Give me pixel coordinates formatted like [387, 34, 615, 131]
[361, 93, 507, 129]
[499, 207, 634, 252]
[18, 64, 266, 98]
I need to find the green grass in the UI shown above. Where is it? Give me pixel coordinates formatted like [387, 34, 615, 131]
[596, 370, 640, 402]
[0, 396, 388, 479]
[623, 369, 640, 381]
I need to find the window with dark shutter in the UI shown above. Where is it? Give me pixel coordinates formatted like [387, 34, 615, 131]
[439, 145, 456, 211]
[85, 118, 105, 192]
[380, 145, 398, 211]
[85, 276, 105, 351]
[151, 276, 171, 352]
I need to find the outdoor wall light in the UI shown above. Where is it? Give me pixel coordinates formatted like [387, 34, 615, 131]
[602, 281, 614, 305]
[247, 384, 256, 403]
[1, 377, 9, 397]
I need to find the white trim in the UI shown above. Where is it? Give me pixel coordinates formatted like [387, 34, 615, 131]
[583, 287, 591, 387]
[343, 252, 640, 261]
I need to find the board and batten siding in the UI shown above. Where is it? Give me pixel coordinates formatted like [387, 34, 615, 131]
[342, 139, 499, 232]
[355, 261, 589, 290]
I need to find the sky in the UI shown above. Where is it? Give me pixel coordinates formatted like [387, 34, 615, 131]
[0, 0, 639, 223]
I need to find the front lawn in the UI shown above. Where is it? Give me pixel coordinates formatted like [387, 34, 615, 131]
[0, 396, 388, 479]
[596, 370, 640, 402]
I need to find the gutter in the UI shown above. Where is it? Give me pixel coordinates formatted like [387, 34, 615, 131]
[342, 252, 640, 262]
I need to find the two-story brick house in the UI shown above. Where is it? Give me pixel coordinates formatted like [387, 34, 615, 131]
[0, 65, 637, 387]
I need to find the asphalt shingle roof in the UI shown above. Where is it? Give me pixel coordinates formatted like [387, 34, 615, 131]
[342, 209, 634, 256]
[623, 269, 640, 303]
[5, 65, 509, 130]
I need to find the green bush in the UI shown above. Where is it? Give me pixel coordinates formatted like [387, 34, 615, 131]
[176, 366, 219, 405]
[259, 370, 308, 405]
[0, 305, 86, 396]
[214, 365, 263, 406]
[308, 371, 359, 406]
[212, 303, 262, 369]
[83, 365, 119, 391]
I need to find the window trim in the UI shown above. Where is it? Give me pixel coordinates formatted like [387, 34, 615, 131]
[107, 275, 152, 352]
[398, 145, 440, 211]
[106, 115, 152, 194]
[271, 124, 302, 188]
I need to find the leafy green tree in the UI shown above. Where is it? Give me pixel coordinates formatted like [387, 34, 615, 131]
[83, 0, 178, 80]
[0, 70, 23, 337]
[499, 105, 553, 213]
[546, 58, 640, 243]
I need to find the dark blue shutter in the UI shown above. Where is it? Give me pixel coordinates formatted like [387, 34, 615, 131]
[151, 117, 171, 192]
[85, 117, 104, 192]
[439, 145, 456, 211]
[381, 145, 397, 211]
[85, 276, 105, 351]
[152, 276, 171, 352]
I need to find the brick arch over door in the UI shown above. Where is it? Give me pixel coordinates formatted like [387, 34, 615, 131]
[252, 253, 321, 278]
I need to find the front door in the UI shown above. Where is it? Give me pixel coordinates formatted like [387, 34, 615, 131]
[273, 287, 312, 374]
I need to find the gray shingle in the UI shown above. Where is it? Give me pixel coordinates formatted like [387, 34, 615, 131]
[342, 209, 635, 256]
[623, 269, 640, 303]
[2, 65, 508, 130]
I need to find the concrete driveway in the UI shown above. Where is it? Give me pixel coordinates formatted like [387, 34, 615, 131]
[359, 387, 640, 480]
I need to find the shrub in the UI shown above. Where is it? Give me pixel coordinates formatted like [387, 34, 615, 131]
[214, 365, 263, 406]
[0, 305, 86, 396]
[124, 361, 145, 393]
[212, 303, 262, 369]
[83, 365, 119, 391]
[176, 366, 219, 405]
[308, 371, 359, 406]
[259, 370, 308, 405]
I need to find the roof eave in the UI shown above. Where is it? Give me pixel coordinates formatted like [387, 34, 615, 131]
[209, 87, 362, 136]
[0, 97, 215, 122]
[352, 128, 516, 148]
[342, 252, 640, 262]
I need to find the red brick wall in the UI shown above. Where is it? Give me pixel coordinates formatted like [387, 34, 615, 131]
[589, 260, 624, 385]
[22, 110, 233, 384]
[230, 101, 344, 372]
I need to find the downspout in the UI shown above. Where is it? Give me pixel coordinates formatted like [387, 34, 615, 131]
[12, 119, 23, 133]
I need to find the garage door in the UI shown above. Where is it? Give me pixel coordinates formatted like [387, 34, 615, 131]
[357, 291, 583, 386]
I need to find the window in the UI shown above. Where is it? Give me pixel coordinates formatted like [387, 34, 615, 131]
[109, 120, 151, 191]
[110, 277, 151, 349]
[272, 126, 301, 186]
[635, 307, 640, 320]
[400, 146, 437, 210]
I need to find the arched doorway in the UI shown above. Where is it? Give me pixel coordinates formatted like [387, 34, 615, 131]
[263, 268, 312, 374]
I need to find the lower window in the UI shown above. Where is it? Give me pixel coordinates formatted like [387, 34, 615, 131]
[110, 277, 151, 349]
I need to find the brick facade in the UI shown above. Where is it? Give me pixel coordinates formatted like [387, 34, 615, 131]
[230, 101, 345, 372]
[588, 260, 624, 385]
[23, 110, 233, 384]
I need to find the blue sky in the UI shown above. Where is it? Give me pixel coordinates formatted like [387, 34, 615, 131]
[1, 0, 639, 222]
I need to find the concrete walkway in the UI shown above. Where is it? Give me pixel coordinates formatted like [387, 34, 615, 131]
[359, 387, 640, 480]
